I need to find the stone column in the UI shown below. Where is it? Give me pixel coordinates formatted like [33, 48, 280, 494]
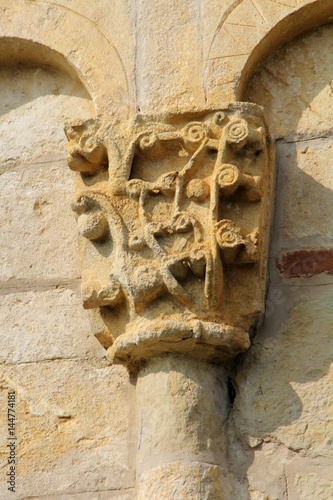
[65, 104, 275, 497]
[136, 355, 230, 499]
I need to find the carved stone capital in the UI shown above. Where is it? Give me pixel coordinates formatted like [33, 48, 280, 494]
[66, 104, 275, 370]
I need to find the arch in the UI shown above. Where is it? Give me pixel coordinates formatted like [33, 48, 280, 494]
[205, 0, 333, 104]
[0, 37, 91, 98]
[0, 1, 132, 120]
[237, 0, 333, 99]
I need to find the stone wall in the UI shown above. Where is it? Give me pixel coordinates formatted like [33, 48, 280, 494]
[230, 23, 333, 499]
[0, 1, 332, 499]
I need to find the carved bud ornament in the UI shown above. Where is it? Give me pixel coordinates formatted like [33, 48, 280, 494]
[65, 104, 275, 370]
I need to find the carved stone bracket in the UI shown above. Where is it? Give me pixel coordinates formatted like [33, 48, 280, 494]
[65, 103, 275, 370]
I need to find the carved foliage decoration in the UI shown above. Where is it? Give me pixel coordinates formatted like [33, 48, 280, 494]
[65, 104, 275, 369]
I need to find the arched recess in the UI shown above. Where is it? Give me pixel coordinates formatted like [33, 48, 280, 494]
[205, 0, 333, 104]
[0, 0, 132, 121]
[0, 37, 92, 115]
[237, 0, 333, 99]
[0, 37, 89, 88]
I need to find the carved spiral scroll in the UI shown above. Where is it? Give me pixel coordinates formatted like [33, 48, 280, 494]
[225, 118, 249, 147]
[216, 164, 241, 196]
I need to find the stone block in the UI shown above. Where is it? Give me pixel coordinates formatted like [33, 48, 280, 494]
[0, 359, 134, 498]
[136, 0, 205, 113]
[0, 288, 104, 364]
[0, 157, 82, 282]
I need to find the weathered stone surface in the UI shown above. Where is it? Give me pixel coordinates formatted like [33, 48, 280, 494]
[138, 462, 238, 500]
[231, 26, 333, 500]
[245, 24, 333, 138]
[43, 0, 134, 98]
[231, 292, 333, 459]
[67, 105, 275, 369]
[225, 289, 333, 500]
[0, 64, 92, 283]
[246, 442, 291, 500]
[285, 457, 333, 500]
[0, 65, 93, 164]
[274, 138, 333, 243]
[0, 288, 105, 364]
[135, 0, 205, 113]
[0, 157, 82, 282]
[245, 452, 333, 500]
[136, 355, 228, 466]
[0, 1, 132, 121]
[136, 355, 235, 499]
[0, 34, 134, 499]
[0, 1, 332, 498]
[0, 359, 135, 499]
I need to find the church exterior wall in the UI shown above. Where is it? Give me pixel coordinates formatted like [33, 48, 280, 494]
[0, 1, 332, 498]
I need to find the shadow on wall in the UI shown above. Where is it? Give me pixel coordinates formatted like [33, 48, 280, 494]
[228, 24, 333, 498]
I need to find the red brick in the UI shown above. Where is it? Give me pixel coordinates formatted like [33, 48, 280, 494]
[276, 250, 333, 278]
